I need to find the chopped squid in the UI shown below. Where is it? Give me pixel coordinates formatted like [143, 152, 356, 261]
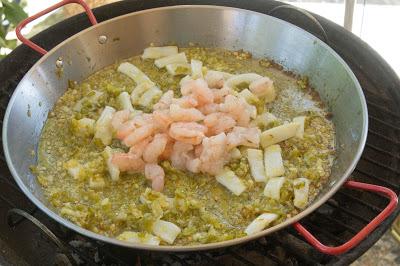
[154, 52, 188, 68]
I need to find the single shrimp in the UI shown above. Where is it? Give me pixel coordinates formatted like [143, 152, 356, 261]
[153, 110, 173, 131]
[211, 86, 233, 103]
[249, 77, 276, 102]
[144, 163, 165, 192]
[205, 71, 225, 89]
[111, 153, 145, 172]
[159, 137, 174, 160]
[172, 95, 198, 108]
[128, 136, 152, 158]
[169, 104, 204, 122]
[219, 95, 251, 126]
[143, 133, 168, 163]
[123, 123, 155, 147]
[204, 112, 236, 135]
[197, 103, 219, 115]
[186, 157, 201, 173]
[226, 126, 261, 149]
[190, 79, 214, 106]
[116, 120, 136, 140]
[199, 133, 227, 175]
[111, 110, 131, 131]
[170, 141, 194, 170]
[169, 122, 207, 145]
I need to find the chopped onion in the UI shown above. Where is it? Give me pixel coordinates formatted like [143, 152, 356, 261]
[152, 220, 181, 244]
[118, 62, 154, 85]
[216, 168, 246, 196]
[117, 91, 134, 112]
[117, 231, 160, 245]
[264, 176, 285, 200]
[154, 52, 187, 68]
[142, 46, 178, 59]
[230, 147, 242, 160]
[104, 146, 120, 181]
[244, 213, 278, 235]
[260, 122, 300, 148]
[247, 149, 266, 182]
[293, 116, 306, 139]
[166, 63, 191, 76]
[94, 106, 116, 145]
[293, 178, 310, 209]
[250, 112, 278, 128]
[191, 59, 203, 79]
[264, 144, 285, 178]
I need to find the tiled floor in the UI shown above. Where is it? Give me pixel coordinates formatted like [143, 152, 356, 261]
[352, 228, 400, 266]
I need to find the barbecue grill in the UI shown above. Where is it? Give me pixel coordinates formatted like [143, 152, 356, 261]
[0, 0, 399, 265]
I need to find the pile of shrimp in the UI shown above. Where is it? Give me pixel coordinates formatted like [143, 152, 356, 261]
[110, 75, 273, 192]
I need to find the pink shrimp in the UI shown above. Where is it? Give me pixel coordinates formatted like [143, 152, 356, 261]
[204, 112, 236, 135]
[128, 136, 152, 158]
[111, 110, 130, 131]
[159, 137, 174, 160]
[199, 133, 227, 175]
[153, 110, 173, 131]
[226, 126, 261, 149]
[219, 95, 251, 126]
[197, 103, 219, 115]
[143, 133, 168, 163]
[169, 104, 204, 122]
[249, 77, 276, 101]
[123, 123, 155, 147]
[169, 122, 207, 145]
[181, 79, 214, 106]
[111, 153, 145, 172]
[144, 163, 165, 192]
[186, 157, 201, 173]
[205, 71, 225, 89]
[116, 120, 136, 140]
[170, 141, 194, 169]
[211, 86, 233, 103]
[172, 95, 198, 108]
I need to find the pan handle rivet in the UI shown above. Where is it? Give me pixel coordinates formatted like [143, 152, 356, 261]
[98, 35, 107, 44]
[55, 58, 63, 68]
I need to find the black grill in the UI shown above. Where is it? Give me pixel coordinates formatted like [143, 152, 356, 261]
[0, 1, 399, 265]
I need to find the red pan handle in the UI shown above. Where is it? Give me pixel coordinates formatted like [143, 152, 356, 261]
[293, 180, 398, 255]
[16, 0, 97, 55]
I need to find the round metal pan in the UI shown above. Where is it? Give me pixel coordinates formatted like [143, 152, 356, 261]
[2, 1, 397, 254]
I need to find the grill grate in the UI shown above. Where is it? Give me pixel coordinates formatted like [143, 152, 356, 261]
[0, 1, 399, 265]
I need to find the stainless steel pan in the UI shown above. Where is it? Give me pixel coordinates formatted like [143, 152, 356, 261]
[2, 0, 398, 254]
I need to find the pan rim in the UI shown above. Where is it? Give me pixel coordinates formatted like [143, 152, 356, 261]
[2, 4, 368, 252]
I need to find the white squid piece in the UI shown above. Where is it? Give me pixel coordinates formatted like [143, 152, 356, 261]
[244, 213, 278, 235]
[117, 91, 134, 112]
[117, 231, 161, 245]
[260, 122, 300, 148]
[215, 168, 246, 196]
[141, 46, 178, 59]
[94, 106, 116, 145]
[247, 149, 267, 182]
[166, 63, 191, 76]
[118, 62, 154, 85]
[293, 177, 310, 209]
[225, 73, 263, 90]
[139, 86, 163, 107]
[152, 220, 181, 244]
[293, 116, 306, 139]
[264, 176, 285, 200]
[154, 52, 188, 68]
[191, 59, 203, 79]
[264, 144, 285, 178]
[103, 146, 120, 181]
